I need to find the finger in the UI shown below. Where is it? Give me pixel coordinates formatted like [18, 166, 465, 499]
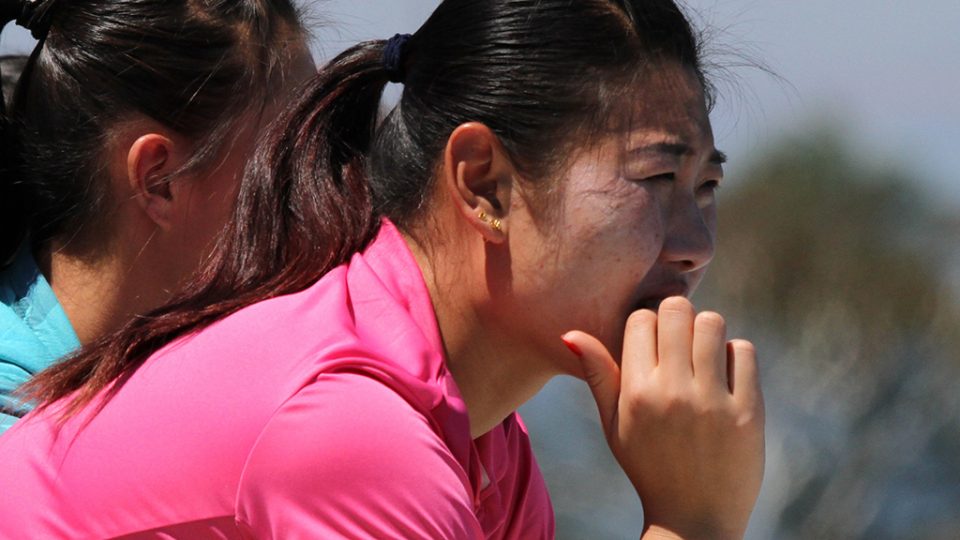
[562, 331, 621, 434]
[657, 296, 695, 378]
[692, 311, 727, 389]
[727, 339, 762, 409]
[621, 309, 658, 383]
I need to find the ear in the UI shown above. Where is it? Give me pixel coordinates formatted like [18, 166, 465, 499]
[127, 133, 178, 230]
[442, 122, 516, 244]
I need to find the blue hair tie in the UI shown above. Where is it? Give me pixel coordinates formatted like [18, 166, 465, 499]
[383, 33, 412, 83]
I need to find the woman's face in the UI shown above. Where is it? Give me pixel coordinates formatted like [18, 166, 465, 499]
[496, 65, 722, 373]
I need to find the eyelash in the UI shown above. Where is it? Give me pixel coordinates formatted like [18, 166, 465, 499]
[639, 174, 721, 192]
[701, 180, 721, 191]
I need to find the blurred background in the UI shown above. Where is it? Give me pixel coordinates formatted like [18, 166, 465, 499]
[4, 1, 958, 538]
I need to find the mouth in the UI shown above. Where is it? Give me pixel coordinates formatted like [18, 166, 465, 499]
[631, 282, 690, 312]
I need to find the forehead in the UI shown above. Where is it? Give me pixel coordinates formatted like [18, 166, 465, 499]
[612, 64, 713, 146]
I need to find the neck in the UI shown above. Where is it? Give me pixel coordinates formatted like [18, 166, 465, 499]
[36, 239, 169, 345]
[404, 231, 556, 439]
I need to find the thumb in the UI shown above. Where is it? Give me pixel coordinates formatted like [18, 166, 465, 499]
[562, 331, 621, 434]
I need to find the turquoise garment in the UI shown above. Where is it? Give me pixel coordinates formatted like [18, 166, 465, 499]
[0, 247, 80, 433]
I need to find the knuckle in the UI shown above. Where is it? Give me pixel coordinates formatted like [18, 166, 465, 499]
[621, 392, 655, 418]
[695, 311, 726, 334]
[693, 399, 724, 418]
[736, 407, 766, 430]
[625, 308, 656, 331]
[729, 339, 756, 358]
[622, 384, 686, 416]
[733, 396, 766, 425]
[583, 368, 607, 390]
[658, 296, 693, 318]
[660, 386, 695, 414]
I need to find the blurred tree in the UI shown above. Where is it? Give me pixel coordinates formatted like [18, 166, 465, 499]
[699, 126, 960, 539]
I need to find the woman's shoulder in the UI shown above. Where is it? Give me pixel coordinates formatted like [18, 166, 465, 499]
[236, 370, 485, 538]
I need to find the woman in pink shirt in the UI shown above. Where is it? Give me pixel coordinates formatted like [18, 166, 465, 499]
[0, 0, 765, 538]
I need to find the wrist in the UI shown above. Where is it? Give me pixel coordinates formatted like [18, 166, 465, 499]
[641, 522, 744, 540]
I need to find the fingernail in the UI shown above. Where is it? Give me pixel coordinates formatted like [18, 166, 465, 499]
[561, 335, 582, 357]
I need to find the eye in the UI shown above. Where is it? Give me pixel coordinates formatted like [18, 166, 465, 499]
[699, 179, 721, 192]
[642, 172, 676, 182]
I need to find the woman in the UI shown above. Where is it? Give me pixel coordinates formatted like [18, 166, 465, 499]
[0, 0, 764, 538]
[0, 0, 313, 431]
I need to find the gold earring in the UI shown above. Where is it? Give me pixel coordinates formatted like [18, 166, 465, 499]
[477, 210, 503, 233]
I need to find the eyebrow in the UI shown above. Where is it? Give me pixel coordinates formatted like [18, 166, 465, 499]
[630, 142, 727, 165]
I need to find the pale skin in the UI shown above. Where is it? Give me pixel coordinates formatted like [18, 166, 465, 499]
[404, 64, 764, 538]
[36, 39, 316, 345]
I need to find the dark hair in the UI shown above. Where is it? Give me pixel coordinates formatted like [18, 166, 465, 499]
[0, 55, 27, 109]
[0, 0, 303, 263]
[26, 0, 710, 416]
[0, 55, 26, 255]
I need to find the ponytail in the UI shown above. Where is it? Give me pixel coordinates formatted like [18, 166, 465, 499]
[24, 40, 397, 416]
[0, 110, 24, 266]
[0, 54, 30, 265]
[1, 51, 14, 263]
[0, 0, 55, 264]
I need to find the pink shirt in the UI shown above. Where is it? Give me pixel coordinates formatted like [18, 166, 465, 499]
[0, 221, 554, 539]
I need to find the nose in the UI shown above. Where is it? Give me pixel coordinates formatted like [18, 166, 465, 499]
[660, 194, 715, 273]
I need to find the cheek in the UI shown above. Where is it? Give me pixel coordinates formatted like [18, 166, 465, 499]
[547, 184, 666, 325]
[556, 151, 663, 261]
[568, 183, 665, 270]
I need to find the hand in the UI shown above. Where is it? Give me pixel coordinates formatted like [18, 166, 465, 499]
[562, 297, 764, 539]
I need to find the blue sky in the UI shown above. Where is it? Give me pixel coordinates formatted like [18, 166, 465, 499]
[3, 1, 958, 205]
